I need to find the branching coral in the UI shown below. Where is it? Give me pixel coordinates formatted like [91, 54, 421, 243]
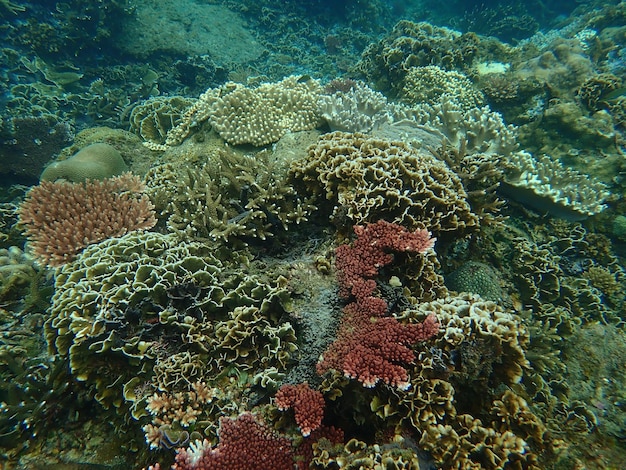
[18, 172, 156, 266]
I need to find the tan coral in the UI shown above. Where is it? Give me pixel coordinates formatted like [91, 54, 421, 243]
[166, 76, 323, 147]
[290, 131, 479, 239]
[210, 76, 322, 146]
[399, 66, 485, 110]
[502, 151, 610, 220]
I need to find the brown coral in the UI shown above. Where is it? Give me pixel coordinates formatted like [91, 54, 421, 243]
[18, 173, 156, 267]
[290, 132, 479, 240]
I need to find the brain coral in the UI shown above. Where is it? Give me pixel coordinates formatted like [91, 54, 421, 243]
[290, 131, 479, 240]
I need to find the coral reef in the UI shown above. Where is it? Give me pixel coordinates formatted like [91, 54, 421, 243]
[357, 20, 479, 92]
[1, 2, 625, 469]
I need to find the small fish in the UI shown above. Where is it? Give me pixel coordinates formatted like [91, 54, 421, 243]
[602, 86, 626, 101]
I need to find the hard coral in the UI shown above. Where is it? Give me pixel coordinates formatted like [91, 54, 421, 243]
[291, 132, 479, 240]
[318, 221, 439, 389]
[275, 382, 325, 437]
[172, 413, 293, 470]
[18, 172, 156, 267]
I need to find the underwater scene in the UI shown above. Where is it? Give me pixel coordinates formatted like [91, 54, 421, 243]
[1, 0, 626, 469]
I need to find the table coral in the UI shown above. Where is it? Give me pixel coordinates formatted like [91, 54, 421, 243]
[399, 65, 485, 110]
[164, 76, 322, 147]
[502, 151, 610, 220]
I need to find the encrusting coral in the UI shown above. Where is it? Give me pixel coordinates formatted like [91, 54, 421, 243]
[17, 172, 156, 267]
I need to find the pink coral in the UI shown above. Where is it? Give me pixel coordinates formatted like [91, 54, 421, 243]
[336, 220, 435, 299]
[317, 220, 438, 389]
[172, 413, 293, 470]
[18, 173, 156, 266]
[275, 383, 325, 437]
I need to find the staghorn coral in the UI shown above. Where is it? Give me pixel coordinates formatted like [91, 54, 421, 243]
[290, 132, 479, 241]
[18, 172, 156, 267]
[146, 147, 313, 244]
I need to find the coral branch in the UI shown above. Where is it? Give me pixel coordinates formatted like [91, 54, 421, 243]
[318, 220, 438, 389]
[275, 383, 325, 437]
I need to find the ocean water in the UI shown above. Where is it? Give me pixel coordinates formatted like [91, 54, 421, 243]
[0, 0, 625, 469]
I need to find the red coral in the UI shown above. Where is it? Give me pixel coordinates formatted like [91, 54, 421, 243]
[275, 383, 325, 437]
[18, 173, 156, 266]
[336, 220, 435, 299]
[318, 220, 438, 389]
[172, 413, 293, 470]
